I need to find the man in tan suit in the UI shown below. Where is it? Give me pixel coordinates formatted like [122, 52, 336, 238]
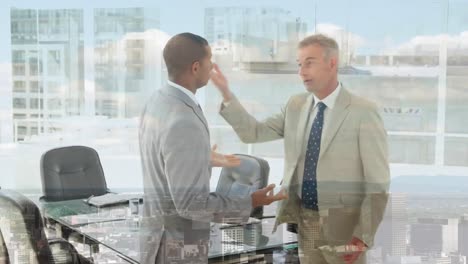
[211, 34, 390, 264]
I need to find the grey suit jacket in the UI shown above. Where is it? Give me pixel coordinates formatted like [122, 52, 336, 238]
[220, 87, 390, 248]
[138, 85, 252, 263]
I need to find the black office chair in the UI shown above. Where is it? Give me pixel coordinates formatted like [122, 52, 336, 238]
[40, 145, 109, 251]
[0, 186, 7, 264]
[0, 228, 9, 264]
[216, 154, 270, 219]
[40, 146, 109, 202]
[0, 189, 91, 264]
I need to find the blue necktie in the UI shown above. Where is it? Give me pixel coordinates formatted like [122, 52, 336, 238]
[302, 102, 327, 210]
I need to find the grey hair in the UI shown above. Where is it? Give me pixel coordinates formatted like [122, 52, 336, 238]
[298, 34, 339, 60]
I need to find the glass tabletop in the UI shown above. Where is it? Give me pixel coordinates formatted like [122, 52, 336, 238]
[75, 217, 297, 263]
[39, 198, 135, 227]
[39, 198, 297, 263]
[42, 199, 98, 219]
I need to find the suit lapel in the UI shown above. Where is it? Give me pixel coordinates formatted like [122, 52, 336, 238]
[319, 88, 351, 159]
[192, 106, 210, 134]
[162, 85, 210, 134]
[295, 94, 314, 159]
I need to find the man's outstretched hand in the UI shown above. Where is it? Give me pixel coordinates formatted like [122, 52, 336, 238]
[211, 144, 241, 168]
[342, 237, 367, 264]
[251, 184, 288, 208]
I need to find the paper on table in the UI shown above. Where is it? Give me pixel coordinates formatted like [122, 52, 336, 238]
[219, 217, 262, 229]
[59, 204, 129, 226]
[84, 193, 143, 208]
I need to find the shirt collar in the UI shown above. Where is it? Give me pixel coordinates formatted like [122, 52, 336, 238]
[167, 80, 199, 106]
[312, 82, 341, 110]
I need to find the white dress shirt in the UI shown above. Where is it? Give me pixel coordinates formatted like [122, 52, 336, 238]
[296, 83, 342, 198]
[167, 80, 199, 106]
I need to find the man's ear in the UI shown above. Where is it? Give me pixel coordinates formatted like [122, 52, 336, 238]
[192, 61, 200, 74]
[330, 56, 338, 70]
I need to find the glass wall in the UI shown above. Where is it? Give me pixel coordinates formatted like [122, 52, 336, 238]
[0, 0, 467, 262]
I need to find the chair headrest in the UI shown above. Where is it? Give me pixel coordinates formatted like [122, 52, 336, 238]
[216, 154, 270, 218]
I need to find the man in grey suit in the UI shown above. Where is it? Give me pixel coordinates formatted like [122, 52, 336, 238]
[138, 33, 286, 264]
[211, 34, 390, 264]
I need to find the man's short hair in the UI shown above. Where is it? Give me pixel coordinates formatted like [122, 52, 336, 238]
[298, 34, 339, 59]
[163, 33, 209, 79]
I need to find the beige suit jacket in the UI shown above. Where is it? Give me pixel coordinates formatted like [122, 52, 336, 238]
[220, 87, 390, 247]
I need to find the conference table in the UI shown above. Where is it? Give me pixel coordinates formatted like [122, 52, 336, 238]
[38, 197, 298, 263]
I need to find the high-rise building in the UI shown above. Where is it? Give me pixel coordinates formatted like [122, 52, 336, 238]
[94, 8, 160, 118]
[411, 218, 458, 257]
[384, 256, 422, 264]
[449, 253, 466, 264]
[10, 8, 84, 141]
[9, 7, 162, 141]
[376, 193, 408, 258]
[222, 226, 244, 253]
[458, 215, 468, 257]
[204, 7, 307, 73]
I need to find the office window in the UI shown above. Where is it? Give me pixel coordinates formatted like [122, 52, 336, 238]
[13, 98, 26, 109]
[30, 98, 39, 109]
[29, 81, 41, 93]
[343, 76, 438, 133]
[388, 135, 436, 164]
[13, 81, 26, 93]
[30, 126, 38, 135]
[126, 39, 144, 49]
[47, 98, 62, 110]
[47, 81, 61, 93]
[127, 65, 144, 79]
[126, 49, 143, 64]
[29, 57, 39, 75]
[13, 113, 26, 119]
[445, 138, 468, 167]
[29, 114, 43, 118]
[446, 73, 468, 134]
[47, 50, 61, 75]
[17, 126, 27, 135]
[13, 64, 25, 76]
[12, 50, 25, 63]
[448, 55, 468, 66]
